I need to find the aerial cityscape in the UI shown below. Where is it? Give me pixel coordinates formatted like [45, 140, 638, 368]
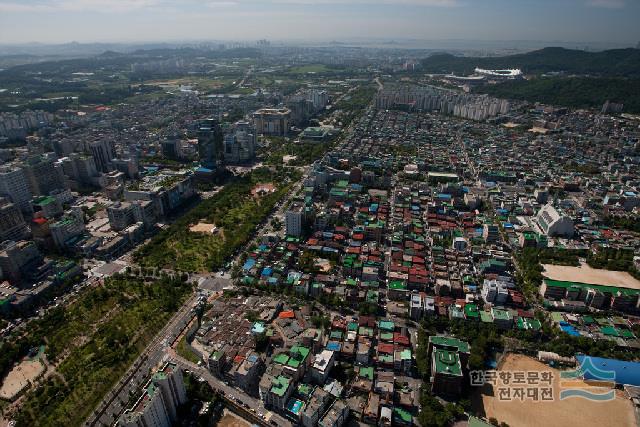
[1, 1, 640, 427]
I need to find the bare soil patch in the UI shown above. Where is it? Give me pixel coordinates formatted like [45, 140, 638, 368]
[476, 353, 635, 427]
[543, 263, 640, 289]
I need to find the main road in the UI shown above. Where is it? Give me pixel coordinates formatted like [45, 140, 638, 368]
[84, 294, 198, 427]
[171, 357, 293, 427]
[85, 166, 311, 427]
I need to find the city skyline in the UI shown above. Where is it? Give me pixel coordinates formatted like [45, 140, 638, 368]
[0, 0, 639, 46]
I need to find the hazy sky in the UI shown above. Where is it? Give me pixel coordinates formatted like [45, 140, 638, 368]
[0, 0, 639, 45]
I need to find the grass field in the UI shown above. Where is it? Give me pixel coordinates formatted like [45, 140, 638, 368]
[176, 336, 201, 364]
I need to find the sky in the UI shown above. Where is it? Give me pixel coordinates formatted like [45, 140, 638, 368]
[0, 0, 639, 46]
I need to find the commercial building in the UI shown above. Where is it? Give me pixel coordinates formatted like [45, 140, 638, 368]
[286, 203, 304, 237]
[58, 153, 100, 188]
[89, 140, 115, 173]
[124, 171, 194, 218]
[23, 155, 66, 196]
[223, 121, 257, 164]
[161, 136, 181, 159]
[107, 202, 136, 232]
[112, 157, 139, 180]
[0, 198, 30, 243]
[0, 240, 43, 285]
[252, 108, 290, 136]
[32, 195, 63, 219]
[536, 204, 574, 237]
[197, 118, 224, 170]
[0, 166, 33, 214]
[50, 213, 85, 250]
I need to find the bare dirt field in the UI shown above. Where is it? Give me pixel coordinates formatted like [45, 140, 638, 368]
[476, 353, 636, 427]
[215, 409, 250, 427]
[189, 222, 219, 234]
[542, 263, 640, 289]
[0, 359, 45, 401]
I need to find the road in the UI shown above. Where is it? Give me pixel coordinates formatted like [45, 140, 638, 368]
[172, 357, 292, 427]
[237, 66, 254, 88]
[227, 164, 312, 272]
[82, 103, 368, 426]
[85, 166, 311, 426]
[84, 294, 198, 427]
[375, 76, 384, 90]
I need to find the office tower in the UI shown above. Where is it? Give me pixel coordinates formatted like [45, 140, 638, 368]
[286, 203, 304, 237]
[132, 200, 157, 229]
[162, 135, 180, 159]
[0, 198, 30, 243]
[252, 108, 290, 136]
[58, 154, 100, 187]
[197, 118, 224, 170]
[112, 156, 139, 179]
[0, 240, 44, 285]
[89, 140, 115, 172]
[0, 165, 33, 214]
[107, 202, 136, 231]
[223, 121, 257, 164]
[23, 155, 66, 196]
[50, 213, 85, 250]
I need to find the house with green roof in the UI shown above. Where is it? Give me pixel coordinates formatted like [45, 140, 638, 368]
[516, 317, 542, 331]
[464, 303, 480, 320]
[388, 280, 408, 300]
[358, 366, 374, 381]
[428, 335, 470, 397]
[491, 307, 513, 330]
[283, 345, 311, 379]
[264, 375, 293, 409]
[480, 311, 494, 324]
[378, 320, 394, 331]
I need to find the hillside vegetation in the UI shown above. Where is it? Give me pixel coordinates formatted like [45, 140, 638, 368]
[478, 77, 640, 113]
[421, 47, 640, 77]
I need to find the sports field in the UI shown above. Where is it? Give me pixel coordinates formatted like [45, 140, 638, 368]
[477, 353, 635, 427]
[0, 358, 45, 401]
[542, 263, 640, 289]
[216, 409, 250, 427]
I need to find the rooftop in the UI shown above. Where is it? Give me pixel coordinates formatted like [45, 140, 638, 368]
[433, 348, 462, 376]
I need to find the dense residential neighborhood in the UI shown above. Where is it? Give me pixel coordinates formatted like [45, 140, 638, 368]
[0, 40, 640, 427]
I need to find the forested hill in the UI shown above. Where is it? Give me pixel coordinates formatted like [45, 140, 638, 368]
[421, 47, 640, 77]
